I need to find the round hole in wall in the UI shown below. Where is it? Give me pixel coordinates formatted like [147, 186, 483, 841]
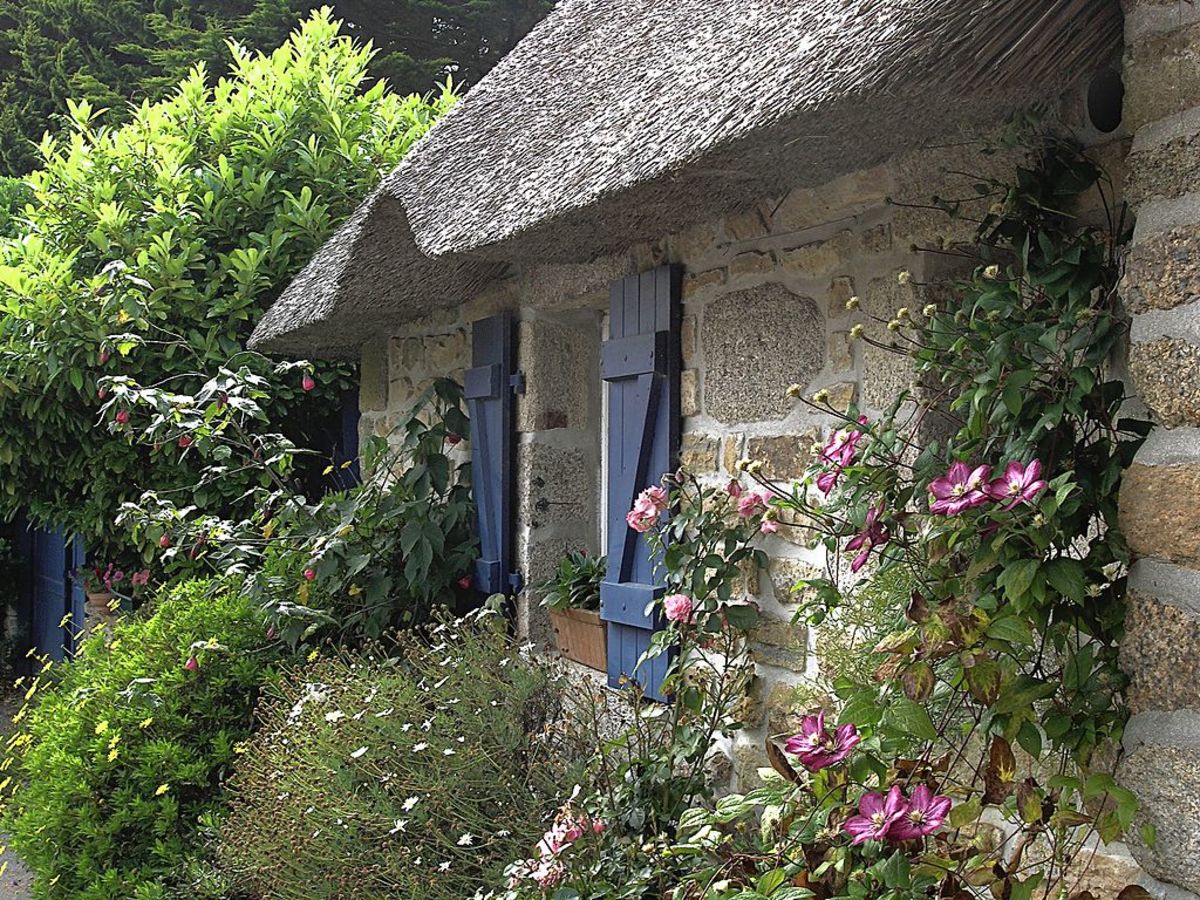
[1086, 67, 1124, 134]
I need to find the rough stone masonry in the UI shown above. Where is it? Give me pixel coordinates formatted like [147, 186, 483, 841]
[1115, 1, 1200, 893]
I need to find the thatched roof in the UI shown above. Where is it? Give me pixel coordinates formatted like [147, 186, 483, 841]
[251, 187, 501, 358]
[251, 0, 1122, 356]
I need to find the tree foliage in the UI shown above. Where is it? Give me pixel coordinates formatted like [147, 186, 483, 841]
[0, 0, 552, 175]
[0, 10, 453, 561]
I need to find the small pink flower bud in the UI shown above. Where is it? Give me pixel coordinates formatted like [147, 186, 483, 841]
[301, 374, 316, 392]
[457, 575, 472, 590]
[158, 534, 171, 549]
[446, 432, 462, 445]
[184, 656, 199, 672]
[99, 349, 110, 365]
[177, 435, 193, 449]
[115, 409, 129, 425]
[303, 568, 316, 582]
[97, 387, 107, 400]
[266, 625, 277, 640]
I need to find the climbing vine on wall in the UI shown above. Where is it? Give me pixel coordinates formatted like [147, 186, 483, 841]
[663, 138, 1151, 896]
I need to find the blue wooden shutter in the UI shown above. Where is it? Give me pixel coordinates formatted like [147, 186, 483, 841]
[68, 534, 86, 654]
[466, 313, 520, 596]
[601, 265, 681, 701]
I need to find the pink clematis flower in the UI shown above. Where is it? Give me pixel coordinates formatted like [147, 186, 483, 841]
[985, 459, 1048, 511]
[928, 462, 992, 515]
[844, 784, 908, 845]
[784, 710, 861, 771]
[888, 783, 952, 841]
[817, 417, 869, 494]
[663, 593, 695, 624]
[846, 504, 889, 573]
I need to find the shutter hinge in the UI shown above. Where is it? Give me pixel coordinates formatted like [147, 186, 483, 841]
[509, 371, 526, 395]
[507, 570, 524, 594]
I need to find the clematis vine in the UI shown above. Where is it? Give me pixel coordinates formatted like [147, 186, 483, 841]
[817, 417, 869, 494]
[626, 485, 668, 533]
[843, 783, 952, 845]
[985, 459, 1047, 511]
[888, 783, 952, 841]
[783, 710, 861, 772]
[928, 461, 991, 515]
[844, 785, 908, 846]
[846, 504, 889, 573]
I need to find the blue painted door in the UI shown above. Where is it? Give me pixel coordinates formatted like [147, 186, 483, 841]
[601, 265, 681, 701]
[466, 313, 519, 596]
[29, 527, 84, 660]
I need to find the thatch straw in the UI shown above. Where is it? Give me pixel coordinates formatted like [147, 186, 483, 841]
[252, 0, 1121, 356]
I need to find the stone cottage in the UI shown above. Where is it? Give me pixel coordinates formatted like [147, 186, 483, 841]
[251, 0, 1200, 894]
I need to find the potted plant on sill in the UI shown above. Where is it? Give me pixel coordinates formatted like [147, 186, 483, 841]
[538, 550, 606, 672]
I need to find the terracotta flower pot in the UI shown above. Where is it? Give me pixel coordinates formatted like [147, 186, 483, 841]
[85, 590, 116, 616]
[549, 607, 607, 672]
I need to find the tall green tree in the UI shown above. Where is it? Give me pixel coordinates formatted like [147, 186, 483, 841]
[0, 10, 454, 561]
[0, 0, 552, 174]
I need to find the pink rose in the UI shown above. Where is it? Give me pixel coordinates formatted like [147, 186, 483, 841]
[302, 374, 316, 392]
[626, 485, 669, 533]
[664, 593, 694, 624]
[736, 488, 773, 519]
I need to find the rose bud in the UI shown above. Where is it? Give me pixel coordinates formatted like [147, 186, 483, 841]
[178, 435, 193, 449]
[158, 534, 171, 548]
[303, 568, 316, 582]
[184, 656, 199, 672]
[302, 374, 316, 392]
[115, 409, 130, 425]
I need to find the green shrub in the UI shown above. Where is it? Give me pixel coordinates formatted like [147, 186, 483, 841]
[0, 9, 453, 560]
[2, 578, 289, 898]
[219, 612, 571, 898]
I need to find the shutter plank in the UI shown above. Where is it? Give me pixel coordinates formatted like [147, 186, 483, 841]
[601, 264, 681, 701]
[467, 314, 518, 596]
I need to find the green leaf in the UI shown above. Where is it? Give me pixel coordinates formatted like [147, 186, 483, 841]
[997, 559, 1039, 605]
[986, 613, 1034, 646]
[886, 697, 938, 742]
[1044, 557, 1085, 602]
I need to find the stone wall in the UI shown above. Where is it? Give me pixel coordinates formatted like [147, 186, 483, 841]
[1116, 3, 1200, 896]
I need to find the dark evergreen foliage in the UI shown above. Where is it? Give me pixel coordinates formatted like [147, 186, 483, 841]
[0, 0, 553, 174]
